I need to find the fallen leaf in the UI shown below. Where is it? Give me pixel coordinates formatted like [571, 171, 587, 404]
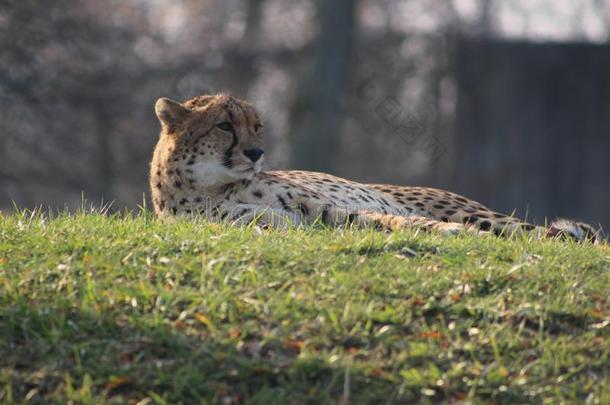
[119, 352, 133, 364]
[450, 293, 462, 303]
[106, 376, 130, 391]
[194, 313, 217, 332]
[592, 336, 605, 346]
[419, 331, 442, 340]
[369, 368, 386, 378]
[499, 367, 509, 377]
[590, 309, 605, 317]
[282, 339, 303, 353]
[427, 265, 440, 273]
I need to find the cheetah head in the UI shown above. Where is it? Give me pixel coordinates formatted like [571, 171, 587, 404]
[154, 94, 264, 188]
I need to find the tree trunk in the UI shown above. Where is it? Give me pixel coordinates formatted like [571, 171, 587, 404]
[289, 0, 357, 171]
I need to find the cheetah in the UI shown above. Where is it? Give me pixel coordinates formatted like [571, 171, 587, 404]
[150, 93, 600, 243]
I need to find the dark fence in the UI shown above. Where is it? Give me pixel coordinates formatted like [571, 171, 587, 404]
[454, 40, 610, 231]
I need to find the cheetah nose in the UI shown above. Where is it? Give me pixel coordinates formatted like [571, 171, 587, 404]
[243, 148, 264, 163]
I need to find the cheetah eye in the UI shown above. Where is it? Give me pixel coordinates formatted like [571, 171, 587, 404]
[216, 122, 234, 132]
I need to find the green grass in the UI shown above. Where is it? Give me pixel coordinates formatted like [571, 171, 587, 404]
[0, 210, 609, 404]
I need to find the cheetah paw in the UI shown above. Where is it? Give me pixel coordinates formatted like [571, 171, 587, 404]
[435, 222, 465, 235]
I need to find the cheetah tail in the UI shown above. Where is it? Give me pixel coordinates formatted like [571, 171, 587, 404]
[546, 219, 603, 244]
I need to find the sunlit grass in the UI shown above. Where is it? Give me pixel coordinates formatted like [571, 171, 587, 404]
[0, 209, 609, 403]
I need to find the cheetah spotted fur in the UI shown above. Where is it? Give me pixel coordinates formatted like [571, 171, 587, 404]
[149, 94, 600, 243]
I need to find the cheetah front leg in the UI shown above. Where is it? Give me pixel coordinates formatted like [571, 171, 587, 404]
[318, 206, 478, 235]
[215, 203, 477, 235]
[218, 204, 302, 230]
[216, 201, 478, 235]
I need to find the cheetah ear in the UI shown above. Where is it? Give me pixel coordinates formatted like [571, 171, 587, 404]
[155, 97, 189, 132]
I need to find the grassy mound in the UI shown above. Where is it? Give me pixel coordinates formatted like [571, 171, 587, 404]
[1, 211, 608, 403]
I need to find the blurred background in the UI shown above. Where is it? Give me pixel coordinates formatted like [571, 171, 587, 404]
[1, 0, 609, 229]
